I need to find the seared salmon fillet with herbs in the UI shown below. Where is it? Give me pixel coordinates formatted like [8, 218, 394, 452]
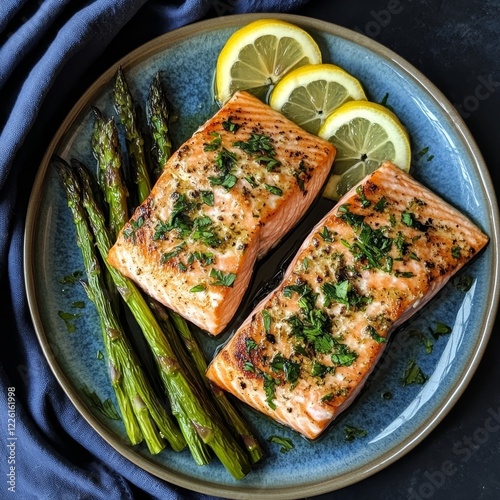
[107, 91, 336, 335]
[206, 162, 489, 439]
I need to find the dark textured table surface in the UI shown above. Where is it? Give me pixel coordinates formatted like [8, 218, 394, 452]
[30, 1, 499, 498]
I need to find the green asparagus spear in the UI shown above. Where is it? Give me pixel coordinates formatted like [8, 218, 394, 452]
[91, 107, 129, 239]
[114, 66, 151, 203]
[54, 157, 185, 454]
[147, 298, 212, 466]
[70, 157, 121, 313]
[147, 71, 173, 179]
[169, 311, 264, 464]
[76, 163, 251, 479]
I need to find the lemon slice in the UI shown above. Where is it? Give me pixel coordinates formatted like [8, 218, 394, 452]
[215, 19, 322, 105]
[269, 64, 367, 134]
[318, 100, 411, 200]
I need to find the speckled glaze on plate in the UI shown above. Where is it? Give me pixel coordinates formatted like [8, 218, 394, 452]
[24, 13, 499, 499]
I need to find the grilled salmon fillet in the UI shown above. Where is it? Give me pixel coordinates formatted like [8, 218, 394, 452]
[206, 162, 489, 439]
[107, 91, 335, 335]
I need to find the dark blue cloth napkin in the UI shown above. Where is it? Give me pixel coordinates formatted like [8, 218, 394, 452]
[0, 1, 310, 498]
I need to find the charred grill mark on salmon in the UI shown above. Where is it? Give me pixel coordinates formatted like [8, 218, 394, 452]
[107, 91, 336, 335]
[206, 162, 489, 439]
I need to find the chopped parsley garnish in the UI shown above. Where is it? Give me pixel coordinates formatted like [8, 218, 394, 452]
[233, 133, 280, 171]
[243, 361, 256, 373]
[262, 310, 272, 333]
[81, 384, 121, 421]
[257, 155, 280, 171]
[58, 310, 82, 333]
[187, 251, 215, 266]
[401, 211, 429, 232]
[283, 283, 318, 311]
[429, 321, 452, 339]
[322, 280, 372, 309]
[319, 226, 334, 242]
[71, 301, 85, 309]
[269, 435, 295, 453]
[331, 343, 358, 366]
[153, 194, 223, 253]
[264, 184, 283, 196]
[410, 329, 434, 354]
[203, 131, 222, 151]
[302, 257, 309, 271]
[342, 222, 393, 273]
[453, 273, 474, 292]
[402, 360, 428, 386]
[191, 215, 221, 247]
[123, 216, 144, 243]
[234, 133, 274, 156]
[210, 172, 238, 190]
[344, 425, 367, 442]
[209, 148, 238, 190]
[312, 327, 335, 353]
[287, 312, 331, 355]
[284, 281, 360, 369]
[451, 246, 462, 259]
[374, 196, 387, 212]
[270, 354, 301, 385]
[294, 344, 308, 356]
[380, 92, 395, 112]
[263, 373, 279, 410]
[356, 185, 371, 208]
[154, 193, 193, 239]
[153, 220, 172, 240]
[338, 204, 365, 229]
[293, 160, 310, 192]
[244, 175, 259, 188]
[394, 231, 408, 257]
[210, 268, 237, 287]
[60, 270, 83, 285]
[201, 190, 214, 206]
[366, 325, 387, 343]
[189, 284, 206, 293]
[245, 338, 258, 353]
[311, 360, 334, 377]
[160, 242, 186, 263]
[414, 146, 429, 161]
[394, 271, 415, 278]
[222, 117, 240, 133]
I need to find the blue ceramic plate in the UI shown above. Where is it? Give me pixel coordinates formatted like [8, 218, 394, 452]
[24, 14, 499, 499]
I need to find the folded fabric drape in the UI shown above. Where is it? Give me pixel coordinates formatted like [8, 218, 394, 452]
[0, 1, 310, 498]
